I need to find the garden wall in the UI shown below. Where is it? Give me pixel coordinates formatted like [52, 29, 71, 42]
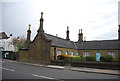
[50, 60, 119, 70]
[71, 61, 119, 70]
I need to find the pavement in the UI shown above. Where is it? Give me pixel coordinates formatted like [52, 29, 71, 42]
[2, 59, 120, 76]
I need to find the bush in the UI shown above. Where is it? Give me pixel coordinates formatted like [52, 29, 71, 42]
[100, 56, 106, 62]
[112, 57, 120, 62]
[85, 56, 95, 62]
[105, 55, 113, 62]
[80, 56, 86, 61]
[57, 54, 82, 62]
[118, 57, 120, 62]
[100, 55, 113, 62]
[57, 54, 69, 60]
[68, 56, 81, 62]
[112, 58, 118, 62]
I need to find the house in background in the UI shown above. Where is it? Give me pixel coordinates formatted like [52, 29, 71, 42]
[0, 32, 15, 59]
[19, 12, 120, 63]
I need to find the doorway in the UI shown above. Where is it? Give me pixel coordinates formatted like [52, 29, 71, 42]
[96, 52, 101, 61]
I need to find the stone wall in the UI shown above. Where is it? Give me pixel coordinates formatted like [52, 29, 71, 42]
[19, 50, 29, 62]
[28, 33, 51, 64]
[50, 47, 78, 60]
[78, 50, 119, 58]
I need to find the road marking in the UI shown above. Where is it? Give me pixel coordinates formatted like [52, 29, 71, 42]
[47, 65, 65, 69]
[0, 61, 4, 62]
[32, 74, 55, 79]
[0, 67, 15, 71]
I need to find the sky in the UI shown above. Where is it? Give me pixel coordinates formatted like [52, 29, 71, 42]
[0, 0, 120, 41]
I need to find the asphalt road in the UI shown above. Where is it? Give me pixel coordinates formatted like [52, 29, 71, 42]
[1, 60, 119, 81]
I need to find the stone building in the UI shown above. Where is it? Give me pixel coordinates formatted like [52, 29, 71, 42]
[19, 12, 120, 63]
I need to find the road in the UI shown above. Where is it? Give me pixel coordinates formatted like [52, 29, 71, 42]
[1, 59, 119, 81]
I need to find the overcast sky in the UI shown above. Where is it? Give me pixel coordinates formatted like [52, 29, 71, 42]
[0, 0, 120, 41]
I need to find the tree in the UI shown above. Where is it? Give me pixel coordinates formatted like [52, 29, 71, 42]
[11, 36, 26, 52]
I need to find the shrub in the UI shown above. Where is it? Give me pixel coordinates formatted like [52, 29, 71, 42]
[57, 54, 82, 61]
[112, 58, 118, 62]
[100, 56, 106, 62]
[118, 57, 120, 62]
[105, 55, 113, 62]
[68, 56, 81, 62]
[80, 56, 86, 61]
[57, 54, 69, 60]
[85, 56, 95, 62]
[112, 57, 120, 62]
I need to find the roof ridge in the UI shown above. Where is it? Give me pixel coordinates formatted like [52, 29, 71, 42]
[86, 39, 118, 42]
[44, 33, 74, 42]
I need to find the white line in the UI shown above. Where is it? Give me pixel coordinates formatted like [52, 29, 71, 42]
[47, 65, 65, 69]
[0, 67, 15, 71]
[32, 74, 55, 79]
[0, 61, 4, 62]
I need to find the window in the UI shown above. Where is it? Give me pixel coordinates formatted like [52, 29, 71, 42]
[65, 51, 68, 55]
[71, 51, 74, 56]
[83, 51, 90, 57]
[57, 50, 62, 55]
[76, 53, 78, 56]
[108, 51, 115, 58]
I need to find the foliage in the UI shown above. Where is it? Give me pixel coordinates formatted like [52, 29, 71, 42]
[104, 55, 113, 62]
[100, 55, 120, 62]
[57, 54, 69, 60]
[80, 56, 86, 61]
[68, 56, 81, 62]
[57, 54, 118, 63]
[100, 56, 106, 62]
[11, 36, 26, 52]
[57, 54, 69, 58]
[118, 57, 120, 62]
[112, 57, 120, 62]
[112, 58, 118, 62]
[85, 56, 96, 62]
[57, 54, 82, 62]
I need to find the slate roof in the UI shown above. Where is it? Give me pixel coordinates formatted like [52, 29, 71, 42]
[44, 33, 77, 49]
[44, 33, 120, 50]
[75, 40, 119, 50]
[0, 32, 9, 39]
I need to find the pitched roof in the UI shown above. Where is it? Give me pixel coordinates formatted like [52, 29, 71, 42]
[44, 33, 77, 49]
[44, 33, 119, 50]
[76, 40, 119, 50]
[0, 32, 9, 39]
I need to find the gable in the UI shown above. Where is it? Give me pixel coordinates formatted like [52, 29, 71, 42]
[0, 32, 9, 39]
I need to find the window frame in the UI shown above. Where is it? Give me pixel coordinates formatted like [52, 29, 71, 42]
[108, 51, 115, 58]
[83, 51, 90, 57]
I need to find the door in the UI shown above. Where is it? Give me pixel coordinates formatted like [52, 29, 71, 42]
[96, 52, 101, 61]
[66, 51, 68, 55]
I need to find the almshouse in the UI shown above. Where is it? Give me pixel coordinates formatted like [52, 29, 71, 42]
[19, 12, 120, 63]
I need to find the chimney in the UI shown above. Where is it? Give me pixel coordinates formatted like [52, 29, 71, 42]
[56, 34, 58, 37]
[78, 29, 83, 42]
[66, 26, 70, 41]
[84, 37, 86, 41]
